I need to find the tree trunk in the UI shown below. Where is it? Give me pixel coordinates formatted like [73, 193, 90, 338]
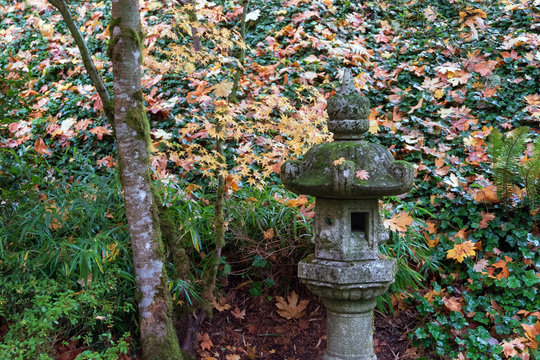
[108, 1, 183, 359]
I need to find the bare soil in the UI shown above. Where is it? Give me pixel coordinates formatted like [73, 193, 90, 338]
[198, 283, 419, 360]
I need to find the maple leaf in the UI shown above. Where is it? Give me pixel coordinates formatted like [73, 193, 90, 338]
[231, 307, 246, 320]
[212, 297, 232, 312]
[478, 212, 496, 229]
[275, 291, 309, 319]
[263, 228, 274, 240]
[34, 138, 52, 155]
[245, 9, 261, 22]
[446, 241, 476, 263]
[474, 185, 499, 203]
[355, 169, 370, 180]
[333, 157, 345, 166]
[198, 332, 213, 351]
[383, 212, 414, 232]
[473, 259, 489, 272]
[489, 258, 511, 280]
[212, 81, 233, 98]
[424, 289, 444, 304]
[521, 321, 540, 349]
[502, 338, 525, 358]
[454, 228, 469, 240]
[246, 344, 257, 359]
[442, 296, 464, 313]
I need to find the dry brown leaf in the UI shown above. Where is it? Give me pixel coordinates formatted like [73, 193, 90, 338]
[263, 228, 274, 240]
[247, 344, 257, 359]
[443, 296, 464, 313]
[478, 212, 496, 229]
[275, 291, 309, 319]
[475, 185, 499, 203]
[198, 332, 213, 351]
[34, 138, 52, 155]
[212, 297, 231, 312]
[473, 259, 489, 272]
[225, 355, 240, 360]
[231, 307, 246, 320]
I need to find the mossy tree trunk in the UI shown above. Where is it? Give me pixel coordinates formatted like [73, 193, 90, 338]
[109, 1, 183, 359]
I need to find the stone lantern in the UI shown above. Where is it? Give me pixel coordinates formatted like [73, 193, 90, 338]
[281, 70, 414, 360]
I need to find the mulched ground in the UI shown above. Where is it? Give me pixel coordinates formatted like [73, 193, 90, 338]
[199, 283, 420, 360]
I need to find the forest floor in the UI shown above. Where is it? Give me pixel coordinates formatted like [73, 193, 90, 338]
[199, 283, 419, 360]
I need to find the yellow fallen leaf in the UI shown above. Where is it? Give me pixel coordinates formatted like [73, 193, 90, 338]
[446, 241, 476, 263]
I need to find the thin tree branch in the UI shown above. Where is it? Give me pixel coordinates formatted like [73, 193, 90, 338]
[229, 0, 250, 104]
[47, 0, 114, 124]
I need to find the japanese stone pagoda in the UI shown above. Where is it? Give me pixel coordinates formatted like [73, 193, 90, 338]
[281, 70, 414, 360]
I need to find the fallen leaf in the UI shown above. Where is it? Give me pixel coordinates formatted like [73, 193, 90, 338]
[473, 259, 489, 272]
[475, 185, 499, 203]
[275, 291, 309, 319]
[212, 81, 233, 98]
[355, 169, 370, 180]
[333, 157, 345, 166]
[443, 296, 463, 313]
[521, 321, 540, 348]
[478, 212, 495, 229]
[383, 212, 414, 232]
[263, 228, 274, 240]
[454, 228, 469, 240]
[212, 297, 232, 312]
[34, 138, 52, 155]
[446, 241, 476, 263]
[225, 355, 240, 360]
[198, 332, 213, 351]
[247, 344, 257, 359]
[231, 307, 246, 320]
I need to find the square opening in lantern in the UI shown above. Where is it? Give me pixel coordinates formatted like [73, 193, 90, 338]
[350, 212, 368, 234]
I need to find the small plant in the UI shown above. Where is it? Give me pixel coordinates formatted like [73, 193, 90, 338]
[488, 126, 540, 209]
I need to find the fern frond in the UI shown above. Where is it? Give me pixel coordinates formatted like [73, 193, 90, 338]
[487, 128, 504, 161]
[519, 135, 540, 208]
[489, 127, 529, 203]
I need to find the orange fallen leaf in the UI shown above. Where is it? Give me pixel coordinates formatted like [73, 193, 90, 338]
[198, 332, 213, 351]
[521, 321, 540, 349]
[475, 185, 499, 203]
[34, 138, 52, 155]
[212, 297, 231, 312]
